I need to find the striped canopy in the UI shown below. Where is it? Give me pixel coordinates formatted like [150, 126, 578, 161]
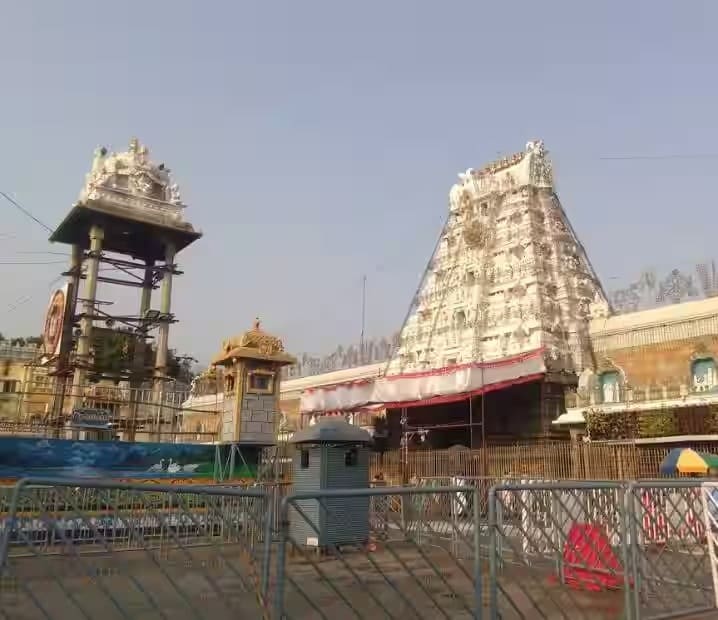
[660, 448, 718, 475]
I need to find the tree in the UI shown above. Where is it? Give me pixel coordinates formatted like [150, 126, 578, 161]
[167, 350, 197, 386]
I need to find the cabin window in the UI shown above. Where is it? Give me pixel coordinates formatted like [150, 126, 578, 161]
[300, 450, 310, 469]
[599, 371, 621, 403]
[692, 358, 716, 391]
[344, 448, 358, 467]
[247, 370, 275, 394]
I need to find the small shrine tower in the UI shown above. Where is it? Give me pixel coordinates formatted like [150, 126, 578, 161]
[49, 139, 201, 418]
[211, 319, 296, 444]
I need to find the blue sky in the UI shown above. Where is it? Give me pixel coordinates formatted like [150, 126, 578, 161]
[1, 1, 717, 363]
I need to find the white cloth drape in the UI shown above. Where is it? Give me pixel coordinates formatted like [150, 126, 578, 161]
[300, 349, 545, 413]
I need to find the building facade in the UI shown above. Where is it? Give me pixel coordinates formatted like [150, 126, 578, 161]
[0, 343, 41, 421]
[557, 296, 718, 441]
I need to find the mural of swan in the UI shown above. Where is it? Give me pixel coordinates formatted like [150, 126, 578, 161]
[147, 459, 165, 472]
[166, 459, 181, 474]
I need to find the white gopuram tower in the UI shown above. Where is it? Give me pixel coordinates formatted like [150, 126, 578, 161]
[387, 140, 609, 377]
[301, 141, 610, 437]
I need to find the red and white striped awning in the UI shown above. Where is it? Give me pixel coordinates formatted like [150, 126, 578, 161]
[300, 349, 546, 414]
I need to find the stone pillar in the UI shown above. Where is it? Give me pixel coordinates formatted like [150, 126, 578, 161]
[128, 260, 154, 441]
[70, 226, 103, 413]
[154, 244, 175, 381]
[153, 244, 175, 436]
[139, 261, 154, 321]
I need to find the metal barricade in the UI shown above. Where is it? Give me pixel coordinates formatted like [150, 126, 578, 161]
[627, 480, 713, 619]
[488, 481, 632, 619]
[3, 477, 716, 619]
[701, 481, 718, 611]
[0, 478, 272, 619]
[274, 486, 482, 619]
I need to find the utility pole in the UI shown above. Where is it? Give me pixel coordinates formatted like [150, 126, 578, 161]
[360, 274, 367, 364]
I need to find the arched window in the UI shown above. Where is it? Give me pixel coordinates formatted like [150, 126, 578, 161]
[599, 371, 621, 404]
[692, 358, 716, 391]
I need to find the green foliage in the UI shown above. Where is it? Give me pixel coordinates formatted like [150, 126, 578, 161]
[166, 350, 197, 385]
[586, 409, 639, 440]
[589, 406, 718, 440]
[705, 405, 718, 434]
[638, 410, 677, 438]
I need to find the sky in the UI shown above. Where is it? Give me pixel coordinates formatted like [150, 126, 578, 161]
[1, 1, 717, 365]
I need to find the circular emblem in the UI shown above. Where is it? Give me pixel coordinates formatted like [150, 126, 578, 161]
[43, 289, 66, 355]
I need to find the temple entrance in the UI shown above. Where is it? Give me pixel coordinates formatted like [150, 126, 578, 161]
[383, 379, 564, 450]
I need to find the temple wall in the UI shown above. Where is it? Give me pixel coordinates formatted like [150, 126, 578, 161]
[239, 392, 276, 443]
[586, 296, 718, 389]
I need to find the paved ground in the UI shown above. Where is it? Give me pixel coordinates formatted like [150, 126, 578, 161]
[2, 538, 714, 619]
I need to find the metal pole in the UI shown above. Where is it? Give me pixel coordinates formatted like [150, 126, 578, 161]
[360, 274, 367, 364]
[273, 499, 289, 619]
[473, 486, 483, 618]
[487, 486, 499, 619]
[401, 407, 408, 483]
[480, 357, 487, 476]
[481, 360, 486, 449]
[469, 396, 474, 449]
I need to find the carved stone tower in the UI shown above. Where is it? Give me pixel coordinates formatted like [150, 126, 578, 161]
[49, 139, 201, 434]
[385, 141, 610, 429]
[211, 319, 296, 444]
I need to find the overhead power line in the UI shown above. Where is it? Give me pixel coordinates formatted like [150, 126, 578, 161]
[0, 260, 66, 265]
[598, 154, 718, 161]
[14, 251, 69, 256]
[0, 191, 53, 234]
[4, 275, 63, 315]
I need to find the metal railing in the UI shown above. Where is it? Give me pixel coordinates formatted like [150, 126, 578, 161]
[3, 478, 718, 618]
[566, 382, 718, 409]
[0, 479, 272, 619]
[488, 480, 717, 619]
[274, 485, 480, 619]
[369, 441, 718, 482]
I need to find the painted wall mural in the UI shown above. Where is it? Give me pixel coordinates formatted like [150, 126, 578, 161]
[0, 437, 259, 482]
